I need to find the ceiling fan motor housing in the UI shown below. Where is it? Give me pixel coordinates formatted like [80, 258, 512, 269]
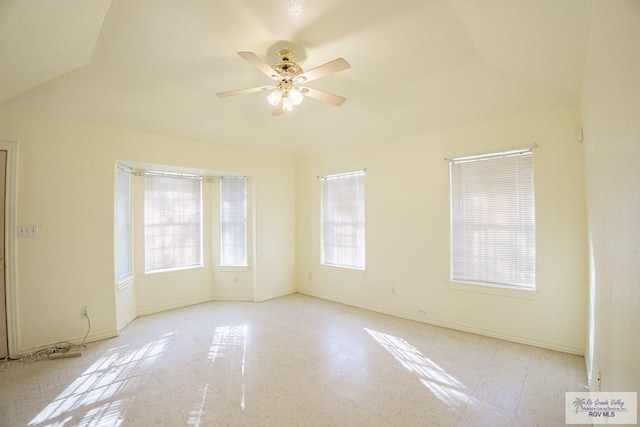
[272, 48, 303, 78]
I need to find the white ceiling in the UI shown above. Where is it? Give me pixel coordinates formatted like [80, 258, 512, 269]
[0, 0, 592, 154]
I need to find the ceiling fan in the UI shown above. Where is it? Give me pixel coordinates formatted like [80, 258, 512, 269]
[216, 48, 350, 115]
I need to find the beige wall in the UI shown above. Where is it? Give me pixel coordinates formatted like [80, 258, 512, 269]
[0, 110, 296, 354]
[580, 1, 640, 392]
[296, 105, 588, 354]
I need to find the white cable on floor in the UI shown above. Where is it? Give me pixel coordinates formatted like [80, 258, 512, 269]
[18, 314, 92, 364]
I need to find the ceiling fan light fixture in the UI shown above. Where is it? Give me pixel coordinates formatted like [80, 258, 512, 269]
[288, 88, 303, 105]
[283, 96, 295, 112]
[267, 90, 282, 106]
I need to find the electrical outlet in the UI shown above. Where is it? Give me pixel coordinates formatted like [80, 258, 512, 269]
[81, 307, 89, 318]
[17, 225, 38, 237]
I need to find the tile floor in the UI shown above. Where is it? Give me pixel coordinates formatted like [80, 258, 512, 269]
[0, 294, 588, 426]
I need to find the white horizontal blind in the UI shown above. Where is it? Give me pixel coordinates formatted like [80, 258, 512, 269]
[450, 150, 535, 288]
[220, 177, 247, 267]
[144, 173, 202, 272]
[115, 166, 132, 282]
[322, 170, 366, 269]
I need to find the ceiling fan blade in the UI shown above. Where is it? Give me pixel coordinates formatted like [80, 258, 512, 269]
[301, 87, 347, 106]
[238, 51, 281, 80]
[296, 58, 350, 83]
[216, 85, 272, 98]
[272, 98, 285, 116]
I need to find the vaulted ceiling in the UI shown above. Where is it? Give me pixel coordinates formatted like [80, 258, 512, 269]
[0, 0, 592, 154]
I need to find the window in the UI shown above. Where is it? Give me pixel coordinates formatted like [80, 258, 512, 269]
[115, 165, 132, 283]
[220, 177, 247, 267]
[450, 149, 535, 289]
[144, 172, 203, 272]
[321, 170, 366, 269]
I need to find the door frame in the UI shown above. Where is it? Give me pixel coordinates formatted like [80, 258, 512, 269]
[0, 141, 17, 358]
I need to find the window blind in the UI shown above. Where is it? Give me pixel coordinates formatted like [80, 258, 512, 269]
[450, 150, 535, 288]
[144, 173, 202, 272]
[321, 170, 366, 269]
[115, 166, 132, 282]
[220, 177, 247, 267]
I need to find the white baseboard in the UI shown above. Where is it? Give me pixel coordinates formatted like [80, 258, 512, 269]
[17, 330, 119, 358]
[117, 312, 137, 333]
[256, 288, 296, 302]
[136, 297, 213, 317]
[297, 289, 584, 356]
[211, 294, 254, 302]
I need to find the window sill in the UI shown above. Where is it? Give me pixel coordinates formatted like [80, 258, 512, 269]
[116, 276, 134, 291]
[144, 265, 206, 279]
[218, 265, 249, 272]
[320, 264, 367, 276]
[450, 281, 537, 300]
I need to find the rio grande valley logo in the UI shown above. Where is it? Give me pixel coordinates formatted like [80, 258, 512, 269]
[566, 392, 637, 424]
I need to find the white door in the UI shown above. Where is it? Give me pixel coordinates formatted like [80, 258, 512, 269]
[0, 150, 7, 358]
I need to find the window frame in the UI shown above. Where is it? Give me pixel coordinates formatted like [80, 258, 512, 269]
[320, 170, 366, 271]
[219, 177, 248, 268]
[143, 171, 204, 274]
[115, 164, 133, 288]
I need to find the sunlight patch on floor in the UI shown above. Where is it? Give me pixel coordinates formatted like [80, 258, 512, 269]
[188, 325, 248, 426]
[365, 328, 471, 407]
[28, 333, 173, 427]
